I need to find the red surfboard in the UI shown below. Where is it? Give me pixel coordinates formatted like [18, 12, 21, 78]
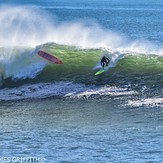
[38, 50, 63, 64]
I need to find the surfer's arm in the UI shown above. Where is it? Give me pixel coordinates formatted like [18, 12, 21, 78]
[106, 58, 110, 63]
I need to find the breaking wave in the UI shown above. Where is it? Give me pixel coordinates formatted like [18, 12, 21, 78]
[0, 5, 162, 96]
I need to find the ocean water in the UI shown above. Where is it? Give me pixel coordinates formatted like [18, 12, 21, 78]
[0, 0, 163, 163]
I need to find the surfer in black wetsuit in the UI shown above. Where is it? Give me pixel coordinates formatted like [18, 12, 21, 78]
[101, 56, 110, 69]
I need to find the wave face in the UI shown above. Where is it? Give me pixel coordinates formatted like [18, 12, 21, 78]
[0, 6, 162, 97]
[0, 43, 162, 88]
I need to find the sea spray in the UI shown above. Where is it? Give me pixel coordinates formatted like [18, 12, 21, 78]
[0, 5, 54, 47]
[0, 5, 163, 53]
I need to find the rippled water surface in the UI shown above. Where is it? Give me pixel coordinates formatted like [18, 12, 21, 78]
[0, 98, 163, 162]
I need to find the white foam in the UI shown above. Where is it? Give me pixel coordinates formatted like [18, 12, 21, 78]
[0, 47, 46, 79]
[66, 85, 137, 98]
[127, 98, 163, 108]
[0, 82, 137, 101]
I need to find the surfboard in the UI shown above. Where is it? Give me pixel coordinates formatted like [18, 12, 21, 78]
[38, 50, 63, 64]
[95, 69, 105, 75]
[95, 66, 108, 76]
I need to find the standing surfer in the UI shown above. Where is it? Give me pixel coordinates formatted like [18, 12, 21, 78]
[101, 56, 110, 69]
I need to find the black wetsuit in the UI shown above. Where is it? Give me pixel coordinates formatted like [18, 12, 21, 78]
[101, 56, 110, 68]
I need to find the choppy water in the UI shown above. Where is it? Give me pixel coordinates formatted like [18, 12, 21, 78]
[0, 0, 163, 162]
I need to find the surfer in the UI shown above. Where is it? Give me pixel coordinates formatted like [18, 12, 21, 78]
[101, 56, 110, 69]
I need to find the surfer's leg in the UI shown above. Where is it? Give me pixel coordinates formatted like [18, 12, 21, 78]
[101, 62, 104, 68]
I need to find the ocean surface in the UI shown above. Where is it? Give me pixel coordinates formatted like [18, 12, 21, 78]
[0, 0, 163, 162]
